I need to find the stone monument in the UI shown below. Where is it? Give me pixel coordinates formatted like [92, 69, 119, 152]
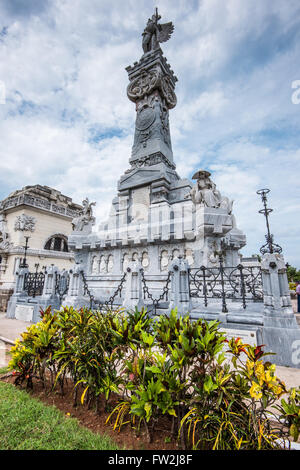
[67, 10, 246, 304]
[7, 11, 300, 368]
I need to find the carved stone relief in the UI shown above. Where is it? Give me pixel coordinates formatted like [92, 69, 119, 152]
[185, 249, 194, 266]
[100, 255, 107, 273]
[107, 254, 114, 273]
[91, 255, 99, 274]
[14, 213, 36, 232]
[160, 249, 169, 271]
[130, 152, 175, 171]
[122, 253, 129, 272]
[141, 251, 150, 269]
[127, 65, 177, 110]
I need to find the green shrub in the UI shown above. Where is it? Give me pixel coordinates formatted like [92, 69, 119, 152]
[8, 305, 299, 450]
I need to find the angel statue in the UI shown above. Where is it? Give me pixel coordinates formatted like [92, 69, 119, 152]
[142, 8, 174, 54]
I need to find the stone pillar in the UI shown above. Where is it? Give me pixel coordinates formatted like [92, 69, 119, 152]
[261, 253, 293, 315]
[150, 204, 160, 241]
[261, 253, 300, 368]
[42, 265, 58, 297]
[122, 261, 143, 310]
[169, 256, 192, 315]
[118, 193, 129, 245]
[34, 266, 62, 322]
[6, 267, 29, 318]
[15, 267, 29, 294]
[63, 264, 86, 308]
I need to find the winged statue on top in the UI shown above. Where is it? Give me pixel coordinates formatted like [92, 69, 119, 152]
[142, 8, 174, 53]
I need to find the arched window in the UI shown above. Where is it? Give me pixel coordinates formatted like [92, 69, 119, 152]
[44, 235, 69, 252]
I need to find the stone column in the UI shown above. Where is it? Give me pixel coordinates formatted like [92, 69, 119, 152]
[42, 265, 58, 297]
[15, 267, 29, 294]
[122, 261, 143, 311]
[6, 267, 29, 318]
[35, 266, 62, 322]
[261, 252, 300, 368]
[63, 264, 86, 308]
[169, 256, 191, 315]
[118, 193, 129, 245]
[261, 253, 293, 315]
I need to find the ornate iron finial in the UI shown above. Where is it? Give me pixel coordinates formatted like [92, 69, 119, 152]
[257, 188, 282, 255]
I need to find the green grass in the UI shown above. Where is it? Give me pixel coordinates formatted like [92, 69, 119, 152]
[0, 369, 120, 450]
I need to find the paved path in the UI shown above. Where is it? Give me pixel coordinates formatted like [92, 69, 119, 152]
[0, 312, 32, 367]
[0, 312, 31, 343]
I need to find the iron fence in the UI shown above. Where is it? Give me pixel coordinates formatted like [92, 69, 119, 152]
[55, 272, 70, 302]
[24, 271, 45, 298]
[189, 264, 263, 312]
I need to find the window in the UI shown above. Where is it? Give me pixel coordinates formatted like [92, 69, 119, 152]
[44, 235, 68, 252]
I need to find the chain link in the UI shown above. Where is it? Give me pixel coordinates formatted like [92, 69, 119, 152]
[80, 270, 127, 311]
[140, 268, 172, 313]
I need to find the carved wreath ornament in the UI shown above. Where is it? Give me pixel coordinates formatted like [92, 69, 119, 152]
[127, 67, 176, 109]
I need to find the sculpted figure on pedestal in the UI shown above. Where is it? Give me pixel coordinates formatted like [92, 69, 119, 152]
[142, 8, 174, 54]
[186, 170, 221, 208]
[186, 170, 234, 214]
[72, 197, 96, 232]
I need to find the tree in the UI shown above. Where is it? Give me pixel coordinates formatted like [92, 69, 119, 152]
[286, 265, 300, 283]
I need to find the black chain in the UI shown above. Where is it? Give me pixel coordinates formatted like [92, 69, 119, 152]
[80, 270, 94, 308]
[80, 270, 127, 311]
[140, 268, 172, 313]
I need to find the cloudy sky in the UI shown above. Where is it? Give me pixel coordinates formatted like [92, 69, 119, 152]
[0, 0, 300, 267]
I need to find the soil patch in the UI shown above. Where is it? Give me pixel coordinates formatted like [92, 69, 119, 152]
[0, 373, 180, 451]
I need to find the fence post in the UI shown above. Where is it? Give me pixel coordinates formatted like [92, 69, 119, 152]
[261, 253, 293, 315]
[6, 267, 29, 318]
[261, 252, 300, 367]
[169, 256, 192, 315]
[63, 264, 88, 308]
[15, 267, 29, 295]
[122, 261, 143, 310]
[42, 265, 58, 297]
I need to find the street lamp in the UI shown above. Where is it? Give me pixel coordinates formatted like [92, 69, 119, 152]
[256, 188, 282, 255]
[20, 235, 30, 268]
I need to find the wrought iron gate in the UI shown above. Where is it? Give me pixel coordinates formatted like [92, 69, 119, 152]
[24, 271, 45, 298]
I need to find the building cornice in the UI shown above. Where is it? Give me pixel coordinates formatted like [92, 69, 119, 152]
[0, 186, 82, 219]
[1, 246, 75, 260]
